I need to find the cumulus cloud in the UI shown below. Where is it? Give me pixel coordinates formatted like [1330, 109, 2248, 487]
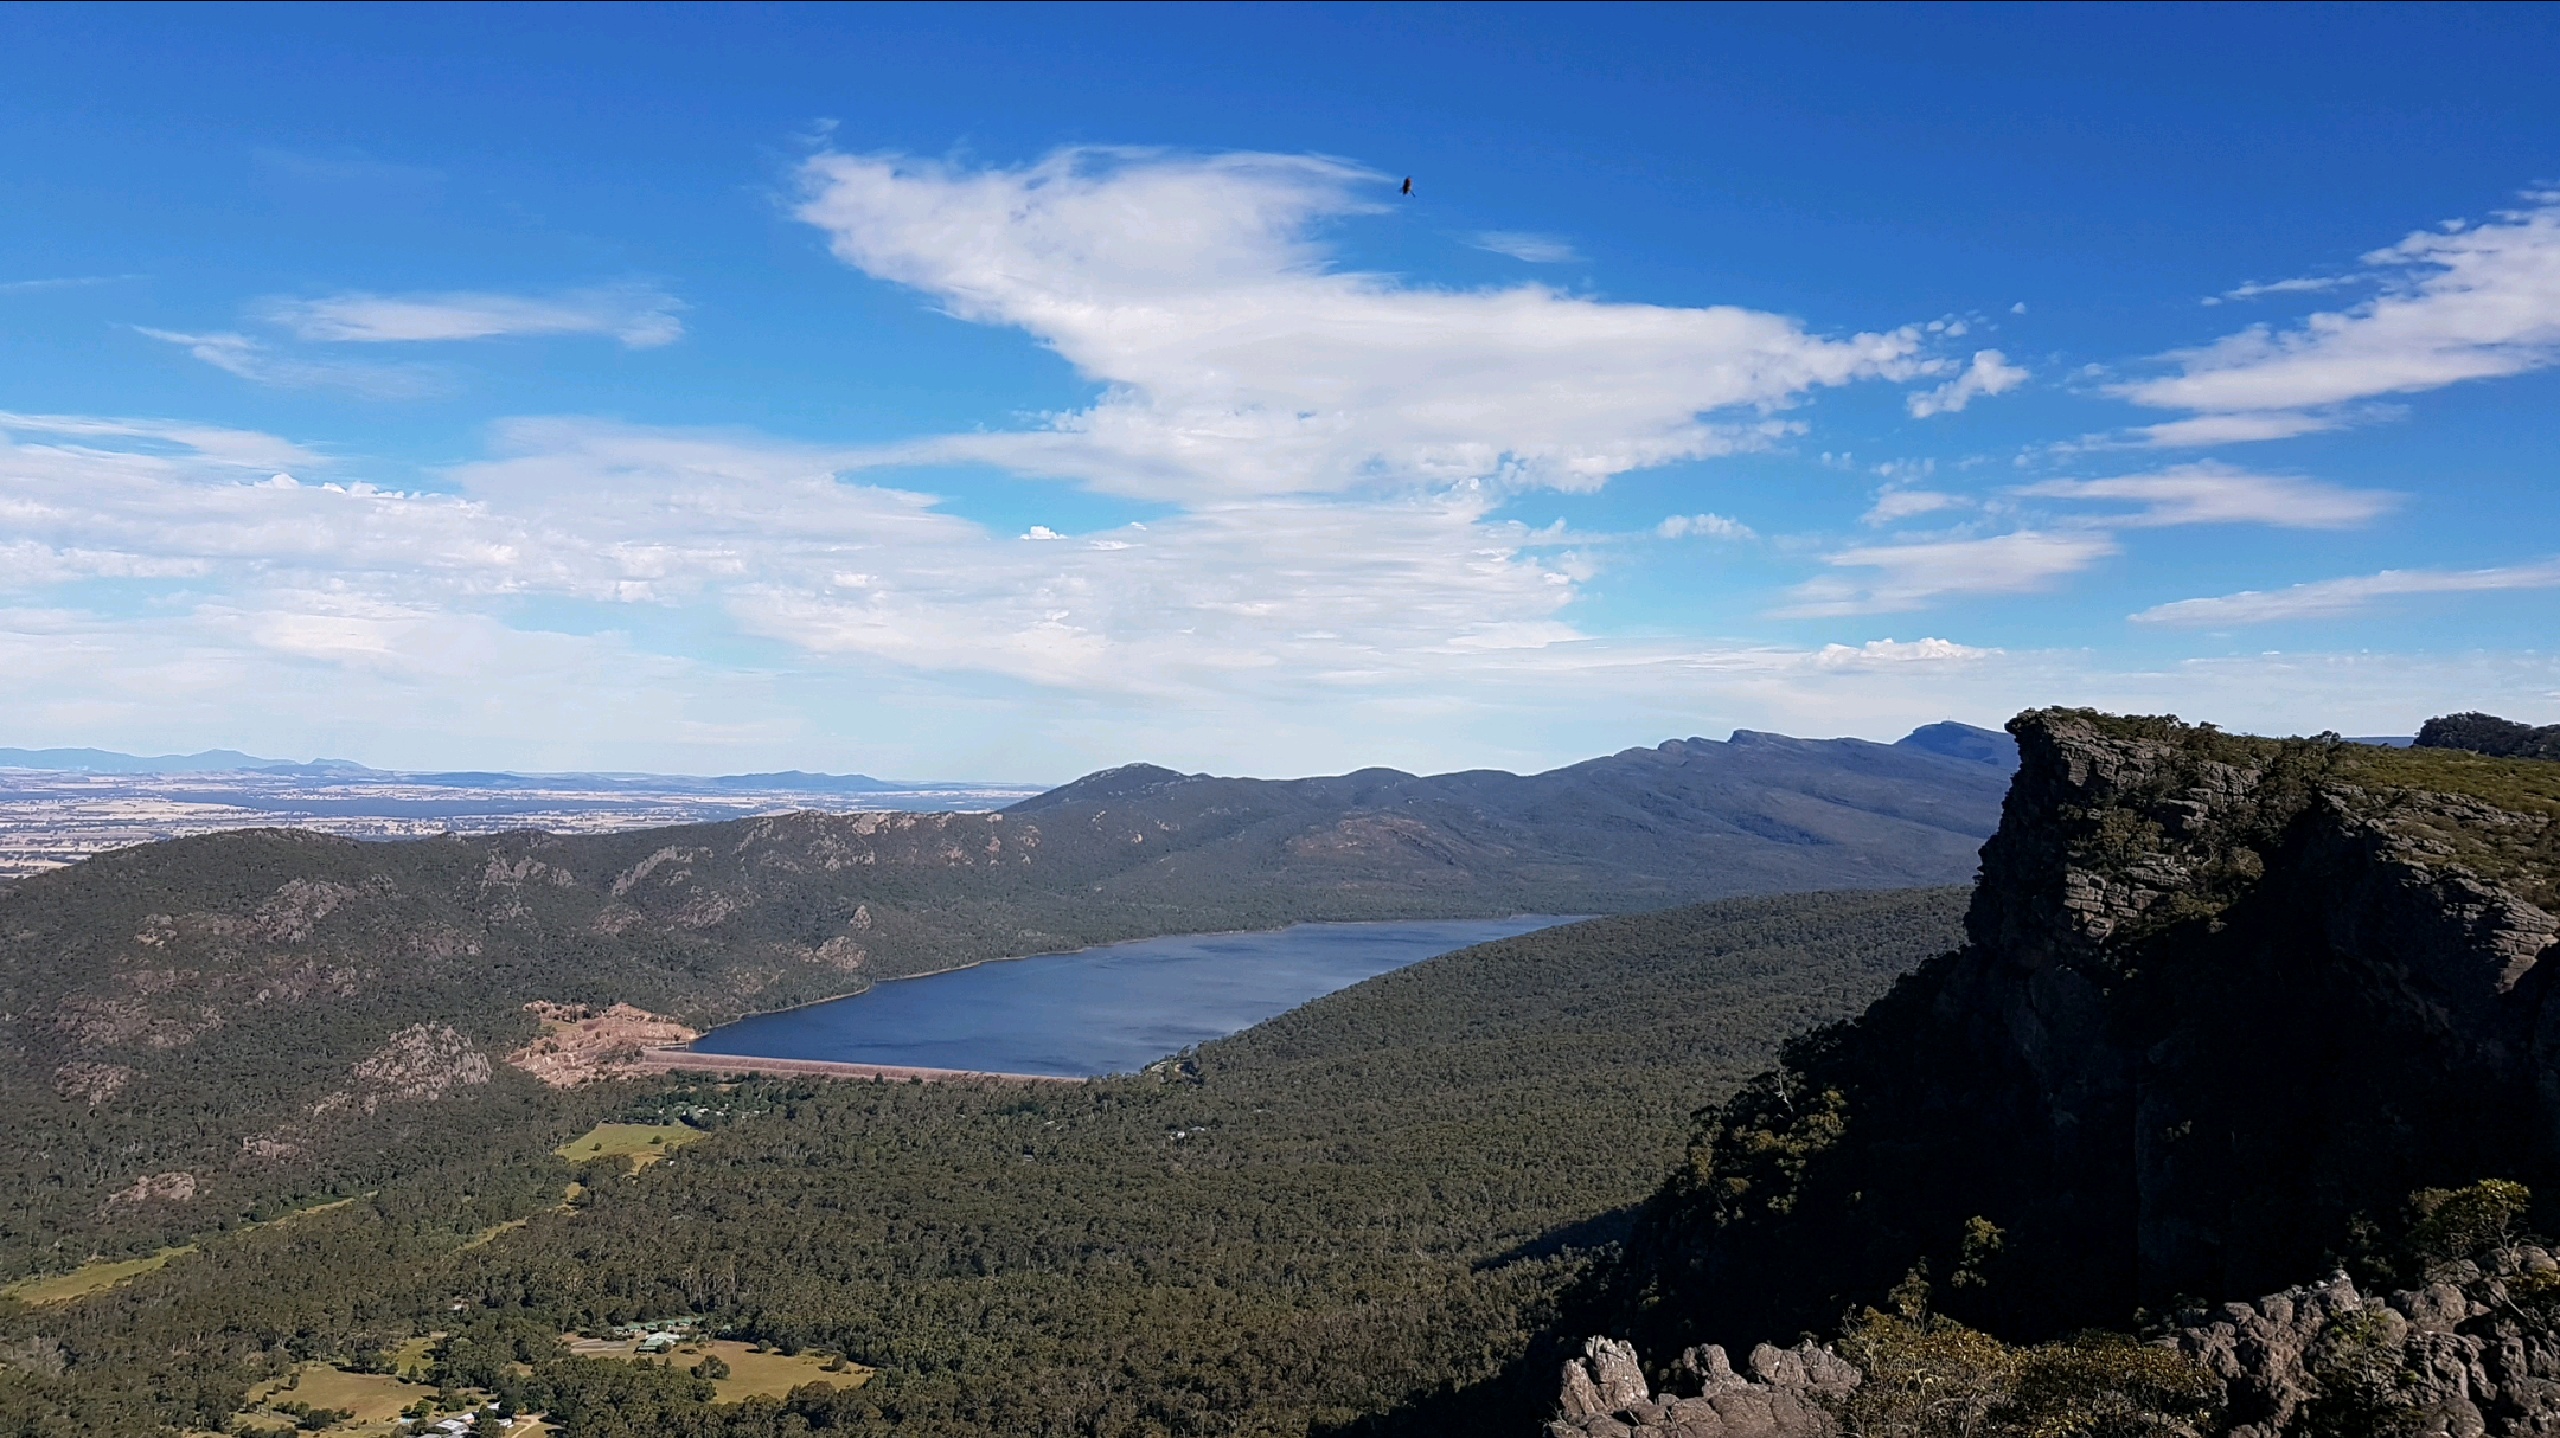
[1470, 231, 1581, 263]
[1656, 512, 1755, 540]
[2016, 461, 2394, 529]
[2130, 559, 2560, 627]
[1813, 637, 1998, 668]
[1906, 349, 2027, 417]
[260, 283, 684, 347]
[1774, 530, 2119, 618]
[134, 328, 442, 398]
[2120, 193, 2560, 438]
[794, 147, 1941, 500]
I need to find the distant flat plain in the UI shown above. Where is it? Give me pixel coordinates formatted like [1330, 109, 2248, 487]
[0, 764, 1041, 879]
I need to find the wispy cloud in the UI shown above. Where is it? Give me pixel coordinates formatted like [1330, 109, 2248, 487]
[2119, 192, 2560, 439]
[2204, 274, 2362, 305]
[1774, 530, 2119, 617]
[1469, 231, 1581, 264]
[2131, 559, 2560, 626]
[2016, 461, 2394, 529]
[1906, 349, 2027, 417]
[133, 328, 442, 398]
[795, 147, 1952, 500]
[1861, 489, 1965, 526]
[260, 283, 685, 348]
[1, 274, 143, 295]
[2126, 410, 2352, 448]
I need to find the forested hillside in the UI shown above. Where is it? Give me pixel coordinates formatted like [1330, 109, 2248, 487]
[0, 724, 2006, 1274]
[0, 888, 1968, 1437]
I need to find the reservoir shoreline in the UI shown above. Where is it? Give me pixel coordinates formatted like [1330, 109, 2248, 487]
[682, 914, 1576, 1079]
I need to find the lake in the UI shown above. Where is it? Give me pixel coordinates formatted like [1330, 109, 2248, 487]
[687, 915, 1576, 1078]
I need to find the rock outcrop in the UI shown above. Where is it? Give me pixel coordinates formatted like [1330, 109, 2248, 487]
[1620, 710, 2560, 1353]
[506, 1001, 700, 1086]
[2173, 1247, 2560, 1436]
[1550, 1335, 1858, 1438]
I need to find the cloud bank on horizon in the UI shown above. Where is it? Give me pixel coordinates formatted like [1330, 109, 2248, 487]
[1, 8, 2554, 776]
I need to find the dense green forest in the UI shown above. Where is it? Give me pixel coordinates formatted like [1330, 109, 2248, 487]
[0, 888, 1966, 1437]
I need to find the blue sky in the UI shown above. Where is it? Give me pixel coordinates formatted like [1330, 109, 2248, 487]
[3, 3, 2557, 779]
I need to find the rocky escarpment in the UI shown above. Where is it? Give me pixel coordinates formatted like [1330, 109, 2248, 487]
[2173, 1248, 2560, 1437]
[1613, 709, 2560, 1359]
[1557, 1242, 2560, 1438]
[1550, 1336, 1858, 1437]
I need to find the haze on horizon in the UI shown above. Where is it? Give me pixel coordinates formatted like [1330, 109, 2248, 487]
[2, 5, 2555, 781]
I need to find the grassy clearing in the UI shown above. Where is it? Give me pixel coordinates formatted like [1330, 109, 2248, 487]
[555, 1122, 705, 1169]
[238, 1361, 450, 1433]
[5, 1194, 371, 1308]
[564, 1336, 868, 1402]
[1, 1245, 193, 1306]
[389, 1334, 441, 1377]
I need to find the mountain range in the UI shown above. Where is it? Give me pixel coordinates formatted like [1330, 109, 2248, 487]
[0, 720, 2013, 1273]
[0, 746, 1016, 795]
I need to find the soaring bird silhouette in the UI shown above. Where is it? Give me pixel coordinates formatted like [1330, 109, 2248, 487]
[1399, 177, 1413, 196]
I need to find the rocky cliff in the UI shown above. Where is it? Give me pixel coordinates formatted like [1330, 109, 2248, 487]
[1614, 709, 2560, 1355]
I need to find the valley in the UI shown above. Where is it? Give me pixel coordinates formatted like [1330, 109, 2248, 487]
[0, 722, 2013, 1279]
[16, 710, 2560, 1435]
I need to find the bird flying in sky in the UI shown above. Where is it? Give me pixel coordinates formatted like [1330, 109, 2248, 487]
[1400, 176, 1412, 195]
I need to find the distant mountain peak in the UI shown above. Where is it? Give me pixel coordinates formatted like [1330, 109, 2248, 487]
[1894, 720, 2019, 769]
[1010, 762, 1195, 811]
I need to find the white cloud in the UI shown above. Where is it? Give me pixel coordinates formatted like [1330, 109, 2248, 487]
[2119, 193, 2560, 432]
[1861, 488, 1965, 526]
[2206, 274, 2361, 304]
[1906, 349, 2027, 417]
[2127, 410, 2350, 448]
[2016, 461, 2393, 529]
[0, 411, 322, 471]
[1656, 512, 1755, 540]
[0, 412, 1582, 699]
[261, 283, 684, 348]
[12, 408, 2560, 772]
[1, 275, 141, 295]
[135, 328, 442, 398]
[2130, 559, 2560, 627]
[1775, 530, 2119, 617]
[1813, 637, 1998, 668]
[794, 147, 1942, 500]
[1470, 231, 1581, 264]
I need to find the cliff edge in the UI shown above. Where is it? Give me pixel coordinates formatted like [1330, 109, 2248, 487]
[1616, 709, 2560, 1353]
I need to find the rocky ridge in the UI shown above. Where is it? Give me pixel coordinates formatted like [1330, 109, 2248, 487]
[1555, 1242, 2560, 1437]
[1554, 709, 2560, 1435]
[1551, 1336, 1858, 1438]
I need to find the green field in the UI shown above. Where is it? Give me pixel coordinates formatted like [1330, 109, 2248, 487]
[0, 1245, 194, 1306]
[554, 1122, 705, 1169]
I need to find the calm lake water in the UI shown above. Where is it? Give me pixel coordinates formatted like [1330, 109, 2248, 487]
[688, 915, 1575, 1078]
